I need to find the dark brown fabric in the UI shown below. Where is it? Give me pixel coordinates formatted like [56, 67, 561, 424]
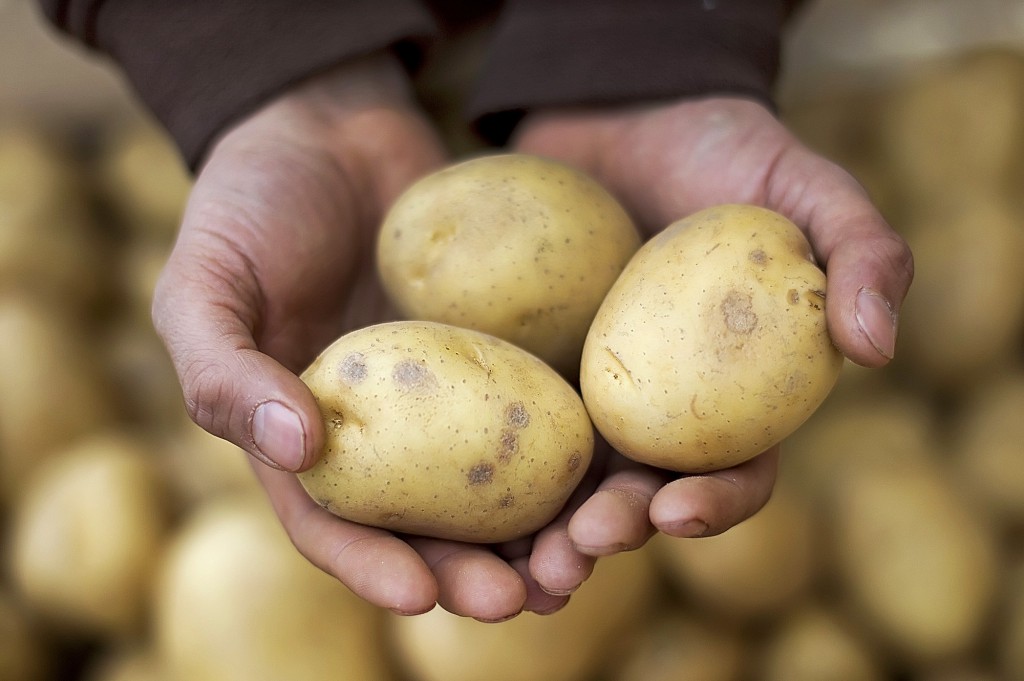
[39, 0, 438, 167]
[37, 0, 800, 168]
[471, 0, 795, 143]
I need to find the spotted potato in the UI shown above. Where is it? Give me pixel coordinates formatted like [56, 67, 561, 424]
[580, 204, 843, 473]
[298, 321, 594, 543]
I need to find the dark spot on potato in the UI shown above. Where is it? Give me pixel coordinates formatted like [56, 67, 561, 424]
[392, 359, 437, 392]
[788, 289, 800, 305]
[467, 462, 495, 485]
[721, 291, 758, 334]
[499, 494, 515, 509]
[567, 452, 582, 473]
[749, 249, 768, 265]
[505, 401, 531, 429]
[498, 429, 519, 462]
[339, 352, 368, 384]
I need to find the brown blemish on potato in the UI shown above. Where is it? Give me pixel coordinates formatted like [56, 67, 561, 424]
[567, 451, 583, 473]
[721, 291, 758, 334]
[603, 346, 637, 387]
[392, 359, 437, 392]
[689, 394, 707, 420]
[808, 289, 826, 311]
[339, 352, 368, 384]
[498, 429, 519, 463]
[467, 462, 495, 485]
[788, 289, 800, 305]
[499, 494, 515, 509]
[505, 401, 530, 429]
[749, 249, 768, 265]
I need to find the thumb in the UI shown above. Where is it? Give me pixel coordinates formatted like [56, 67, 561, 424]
[152, 259, 324, 474]
[771, 146, 915, 368]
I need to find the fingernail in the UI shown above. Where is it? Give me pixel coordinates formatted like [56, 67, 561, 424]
[252, 401, 306, 471]
[475, 612, 521, 624]
[539, 585, 578, 597]
[676, 519, 709, 538]
[855, 288, 897, 360]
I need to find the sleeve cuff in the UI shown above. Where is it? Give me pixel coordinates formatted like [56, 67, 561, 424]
[92, 0, 438, 168]
[469, 0, 792, 144]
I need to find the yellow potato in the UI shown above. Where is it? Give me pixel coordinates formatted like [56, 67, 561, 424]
[651, 487, 819, 622]
[156, 497, 393, 681]
[831, 460, 1000, 664]
[896, 194, 1024, 392]
[389, 546, 659, 681]
[948, 367, 1024, 526]
[377, 153, 641, 377]
[581, 204, 843, 472]
[8, 431, 169, 639]
[299, 320, 594, 543]
[0, 293, 115, 506]
[612, 611, 748, 681]
[757, 604, 887, 681]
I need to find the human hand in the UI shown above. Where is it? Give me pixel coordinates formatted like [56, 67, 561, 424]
[151, 53, 581, 621]
[509, 96, 914, 571]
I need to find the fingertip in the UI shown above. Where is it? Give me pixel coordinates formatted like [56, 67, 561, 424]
[567, 488, 655, 556]
[345, 537, 440, 615]
[410, 540, 527, 622]
[649, 449, 778, 538]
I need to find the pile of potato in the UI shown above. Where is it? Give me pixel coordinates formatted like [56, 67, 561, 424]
[1, 43, 1023, 681]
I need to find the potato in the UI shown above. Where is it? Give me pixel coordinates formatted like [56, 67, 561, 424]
[96, 123, 192, 245]
[651, 487, 818, 622]
[879, 48, 1024, 205]
[949, 367, 1024, 526]
[756, 604, 887, 681]
[831, 460, 1000, 663]
[8, 431, 169, 639]
[376, 153, 641, 377]
[156, 497, 393, 681]
[895, 194, 1024, 392]
[298, 320, 593, 543]
[581, 204, 843, 472]
[781, 388, 937, 509]
[389, 546, 658, 681]
[0, 126, 108, 309]
[612, 611, 748, 681]
[0, 293, 115, 506]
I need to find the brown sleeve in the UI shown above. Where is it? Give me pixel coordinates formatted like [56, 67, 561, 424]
[469, 0, 802, 143]
[37, 0, 438, 169]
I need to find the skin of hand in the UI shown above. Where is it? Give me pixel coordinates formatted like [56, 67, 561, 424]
[510, 96, 914, 572]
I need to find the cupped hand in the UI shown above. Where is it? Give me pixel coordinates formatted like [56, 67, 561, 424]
[151, 53, 572, 621]
[510, 96, 914, 562]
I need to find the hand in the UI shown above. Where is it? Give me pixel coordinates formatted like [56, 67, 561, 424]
[510, 96, 914, 566]
[152, 53, 566, 621]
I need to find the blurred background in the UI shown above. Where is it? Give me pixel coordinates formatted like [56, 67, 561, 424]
[1, 0, 1024, 680]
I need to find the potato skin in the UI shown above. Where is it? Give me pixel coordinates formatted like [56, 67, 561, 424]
[580, 204, 843, 473]
[376, 153, 641, 378]
[298, 321, 594, 543]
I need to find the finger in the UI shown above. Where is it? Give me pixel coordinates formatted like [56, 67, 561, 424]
[152, 242, 324, 473]
[566, 449, 673, 556]
[252, 462, 438, 614]
[769, 146, 914, 368]
[649, 445, 779, 538]
[405, 537, 527, 622]
[525, 440, 611, 596]
[509, 556, 570, 615]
